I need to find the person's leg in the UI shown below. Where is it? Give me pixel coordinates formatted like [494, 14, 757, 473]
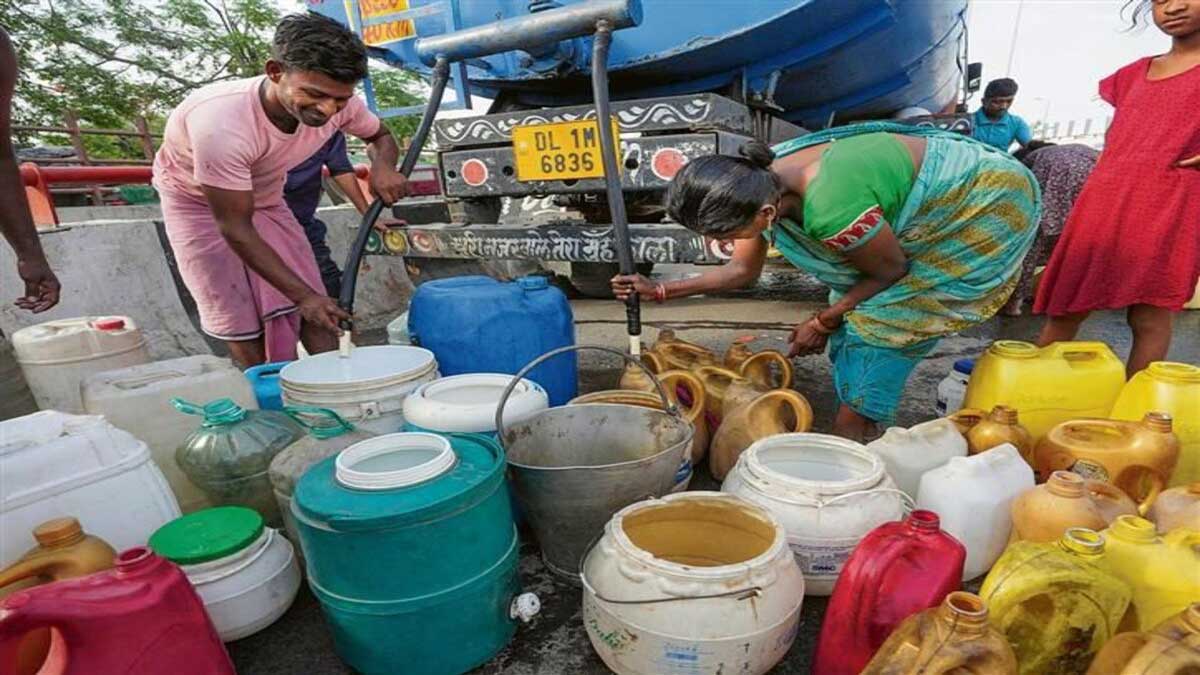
[832, 404, 873, 442]
[225, 337, 267, 369]
[1126, 304, 1173, 378]
[1037, 311, 1090, 346]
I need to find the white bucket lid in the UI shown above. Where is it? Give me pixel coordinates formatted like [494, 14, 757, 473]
[336, 433, 457, 490]
[281, 346, 436, 391]
[741, 432, 885, 496]
[402, 373, 549, 433]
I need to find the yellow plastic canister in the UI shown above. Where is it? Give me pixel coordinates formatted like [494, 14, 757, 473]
[1111, 362, 1200, 487]
[979, 528, 1132, 674]
[1102, 515, 1200, 631]
[964, 341, 1126, 442]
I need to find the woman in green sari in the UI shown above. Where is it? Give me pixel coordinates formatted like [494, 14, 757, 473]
[612, 122, 1040, 441]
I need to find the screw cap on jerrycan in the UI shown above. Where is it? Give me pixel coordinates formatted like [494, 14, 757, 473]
[813, 510, 966, 675]
[860, 592, 1018, 674]
[979, 528, 1133, 674]
[964, 340, 1126, 441]
[0, 548, 235, 675]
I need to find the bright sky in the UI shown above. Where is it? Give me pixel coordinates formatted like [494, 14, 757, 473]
[967, 0, 1167, 139]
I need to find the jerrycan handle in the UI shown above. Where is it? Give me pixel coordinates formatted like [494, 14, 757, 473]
[1137, 475, 1165, 517]
[0, 557, 55, 591]
[658, 369, 706, 424]
[283, 406, 356, 438]
[1044, 341, 1110, 362]
[747, 389, 814, 434]
[1163, 528, 1200, 548]
[738, 350, 794, 390]
[495, 345, 677, 449]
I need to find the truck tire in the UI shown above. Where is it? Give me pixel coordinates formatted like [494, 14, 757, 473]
[569, 262, 654, 299]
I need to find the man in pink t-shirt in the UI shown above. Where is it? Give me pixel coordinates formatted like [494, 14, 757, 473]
[152, 13, 408, 366]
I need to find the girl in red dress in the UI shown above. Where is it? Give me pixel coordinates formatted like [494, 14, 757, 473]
[1035, 0, 1200, 378]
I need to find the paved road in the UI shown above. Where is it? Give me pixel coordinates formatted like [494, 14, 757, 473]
[222, 291, 1199, 674]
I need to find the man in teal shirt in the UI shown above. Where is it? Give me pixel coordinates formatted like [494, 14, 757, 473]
[972, 78, 1032, 152]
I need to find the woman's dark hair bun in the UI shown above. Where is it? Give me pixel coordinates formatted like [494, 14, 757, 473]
[738, 141, 776, 170]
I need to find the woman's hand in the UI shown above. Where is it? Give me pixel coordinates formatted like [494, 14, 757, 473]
[611, 274, 658, 302]
[1178, 154, 1200, 169]
[788, 319, 829, 357]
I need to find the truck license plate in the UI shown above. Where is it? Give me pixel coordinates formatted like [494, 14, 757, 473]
[511, 119, 620, 182]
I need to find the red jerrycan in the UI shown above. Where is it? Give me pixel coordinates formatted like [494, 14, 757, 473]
[813, 510, 967, 675]
[0, 547, 235, 675]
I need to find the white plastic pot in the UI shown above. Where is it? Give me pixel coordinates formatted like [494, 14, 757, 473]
[402, 373, 549, 434]
[280, 346, 438, 434]
[182, 527, 301, 641]
[0, 411, 180, 566]
[582, 492, 803, 675]
[721, 433, 909, 595]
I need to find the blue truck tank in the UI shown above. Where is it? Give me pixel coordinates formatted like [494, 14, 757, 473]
[312, 0, 967, 128]
[407, 276, 577, 405]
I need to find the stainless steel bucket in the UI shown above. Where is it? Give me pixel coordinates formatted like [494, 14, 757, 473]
[496, 345, 694, 581]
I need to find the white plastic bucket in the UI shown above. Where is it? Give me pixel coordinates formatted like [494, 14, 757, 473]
[181, 527, 301, 641]
[0, 411, 180, 565]
[82, 355, 259, 514]
[402, 373, 548, 434]
[280, 346, 438, 434]
[12, 316, 150, 413]
[582, 492, 803, 675]
[721, 433, 909, 595]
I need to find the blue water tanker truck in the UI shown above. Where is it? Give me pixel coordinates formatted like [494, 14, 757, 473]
[312, 0, 978, 295]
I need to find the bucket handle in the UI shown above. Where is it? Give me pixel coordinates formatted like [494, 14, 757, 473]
[494, 344, 679, 449]
[283, 405, 357, 437]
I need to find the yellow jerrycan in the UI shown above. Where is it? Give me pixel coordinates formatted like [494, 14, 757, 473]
[1034, 413, 1180, 514]
[1102, 515, 1200, 631]
[957, 405, 1035, 463]
[1111, 362, 1200, 488]
[708, 389, 813, 480]
[861, 591, 1018, 675]
[964, 341, 1125, 441]
[646, 328, 718, 373]
[1147, 483, 1200, 533]
[979, 528, 1132, 674]
[1085, 604, 1200, 674]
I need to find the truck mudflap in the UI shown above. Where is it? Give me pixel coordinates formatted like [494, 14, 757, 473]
[365, 222, 735, 265]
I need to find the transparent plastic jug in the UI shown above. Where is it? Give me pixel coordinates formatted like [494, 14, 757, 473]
[173, 398, 303, 527]
[1110, 362, 1200, 488]
[964, 340, 1125, 441]
[1101, 515, 1200, 631]
[866, 418, 968, 499]
[980, 528, 1132, 673]
[860, 592, 1018, 674]
[916, 443, 1035, 580]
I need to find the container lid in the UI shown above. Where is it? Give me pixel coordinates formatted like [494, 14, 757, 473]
[294, 432, 505, 530]
[517, 275, 549, 291]
[953, 359, 975, 375]
[402, 373, 548, 433]
[149, 507, 264, 565]
[280, 345, 436, 389]
[92, 318, 126, 330]
[33, 517, 83, 547]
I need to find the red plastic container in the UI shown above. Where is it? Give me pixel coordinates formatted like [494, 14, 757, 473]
[813, 510, 966, 675]
[0, 547, 234, 675]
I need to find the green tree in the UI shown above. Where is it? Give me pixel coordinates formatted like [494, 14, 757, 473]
[1, 0, 428, 159]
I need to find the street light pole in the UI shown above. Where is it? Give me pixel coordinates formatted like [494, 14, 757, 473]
[1005, 0, 1026, 77]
